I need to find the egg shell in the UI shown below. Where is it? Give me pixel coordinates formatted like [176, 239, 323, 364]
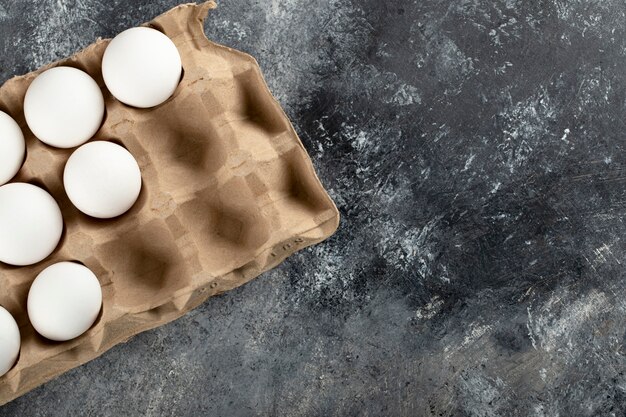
[102, 27, 182, 108]
[0, 111, 25, 186]
[0, 307, 20, 377]
[27, 262, 102, 342]
[0, 183, 63, 266]
[24, 66, 104, 148]
[63, 141, 142, 219]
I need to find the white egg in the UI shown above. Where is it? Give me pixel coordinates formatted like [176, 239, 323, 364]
[64, 141, 142, 219]
[0, 306, 20, 377]
[102, 27, 182, 108]
[0, 183, 63, 266]
[0, 111, 25, 186]
[24, 66, 104, 148]
[27, 262, 102, 342]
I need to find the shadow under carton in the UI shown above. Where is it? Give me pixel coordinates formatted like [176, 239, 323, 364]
[0, 1, 339, 404]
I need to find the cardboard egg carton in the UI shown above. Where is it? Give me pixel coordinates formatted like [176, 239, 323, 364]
[0, 1, 339, 404]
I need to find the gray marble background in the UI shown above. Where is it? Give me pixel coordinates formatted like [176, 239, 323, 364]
[1, 0, 626, 415]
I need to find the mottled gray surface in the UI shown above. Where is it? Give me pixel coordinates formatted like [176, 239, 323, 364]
[1, 0, 626, 415]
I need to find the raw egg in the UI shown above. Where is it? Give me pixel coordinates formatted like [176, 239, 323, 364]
[0, 183, 63, 266]
[0, 111, 25, 186]
[27, 262, 102, 342]
[102, 27, 182, 108]
[64, 141, 142, 218]
[0, 306, 20, 378]
[24, 66, 104, 148]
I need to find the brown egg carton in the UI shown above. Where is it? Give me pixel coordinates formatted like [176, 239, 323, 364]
[0, 1, 339, 404]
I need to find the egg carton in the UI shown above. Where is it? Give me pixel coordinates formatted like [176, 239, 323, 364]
[0, 1, 339, 404]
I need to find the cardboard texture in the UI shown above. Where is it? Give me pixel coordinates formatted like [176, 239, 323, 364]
[0, 2, 339, 404]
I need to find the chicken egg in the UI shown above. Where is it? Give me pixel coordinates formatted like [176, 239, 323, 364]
[0, 183, 63, 266]
[27, 262, 102, 342]
[0, 111, 25, 186]
[24, 66, 104, 148]
[64, 141, 142, 219]
[102, 27, 182, 108]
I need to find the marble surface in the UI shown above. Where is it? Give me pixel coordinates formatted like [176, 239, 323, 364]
[2, 0, 626, 415]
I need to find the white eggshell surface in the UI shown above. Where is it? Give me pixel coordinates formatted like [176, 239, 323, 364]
[0, 183, 63, 266]
[102, 27, 182, 108]
[0, 111, 25, 186]
[64, 141, 142, 219]
[0, 307, 20, 377]
[27, 262, 102, 342]
[24, 66, 104, 148]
